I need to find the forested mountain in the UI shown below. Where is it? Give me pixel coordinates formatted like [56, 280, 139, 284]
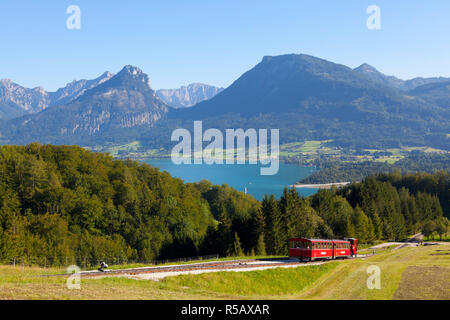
[408, 81, 450, 107]
[0, 145, 447, 265]
[354, 63, 450, 91]
[156, 83, 224, 108]
[178, 54, 410, 118]
[171, 54, 449, 150]
[353, 63, 406, 90]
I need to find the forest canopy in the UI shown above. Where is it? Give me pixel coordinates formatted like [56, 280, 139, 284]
[0, 144, 447, 265]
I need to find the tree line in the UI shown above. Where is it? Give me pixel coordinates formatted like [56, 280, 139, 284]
[0, 144, 447, 265]
[201, 171, 448, 257]
[299, 152, 450, 185]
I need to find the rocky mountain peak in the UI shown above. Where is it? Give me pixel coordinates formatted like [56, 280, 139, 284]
[355, 63, 381, 74]
[0, 79, 14, 86]
[156, 83, 224, 108]
[111, 65, 152, 89]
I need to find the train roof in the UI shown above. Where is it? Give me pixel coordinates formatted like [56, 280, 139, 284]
[288, 237, 352, 242]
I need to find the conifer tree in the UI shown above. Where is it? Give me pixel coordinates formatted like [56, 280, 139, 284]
[261, 195, 284, 255]
[232, 232, 244, 257]
[255, 234, 266, 256]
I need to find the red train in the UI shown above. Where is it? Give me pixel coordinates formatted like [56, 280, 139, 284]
[288, 237, 358, 261]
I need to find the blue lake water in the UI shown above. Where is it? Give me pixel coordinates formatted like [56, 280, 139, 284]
[144, 159, 318, 200]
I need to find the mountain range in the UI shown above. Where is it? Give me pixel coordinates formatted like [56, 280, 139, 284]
[0, 72, 114, 120]
[0, 54, 449, 150]
[1, 66, 169, 143]
[156, 83, 224, 108]
[0, 73, 222, 120]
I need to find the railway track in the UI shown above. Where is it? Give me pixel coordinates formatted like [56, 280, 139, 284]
[49, 255, 371, 279]
[80, 259, 305, 278]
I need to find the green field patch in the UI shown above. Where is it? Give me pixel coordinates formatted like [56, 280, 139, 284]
[162, 263, 338, 297]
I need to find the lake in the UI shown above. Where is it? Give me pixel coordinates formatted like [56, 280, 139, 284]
[144, 159, 318, 200]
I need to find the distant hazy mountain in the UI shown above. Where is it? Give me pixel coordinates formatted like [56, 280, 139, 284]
[156, 83, 224, 108]
[408, 81, 450, 107]
[0, 72, 114, 120]
[2, 66, 168, 144]
[0, 99, 27, 120]
[354, 63, 450, 91]
[0, 79, 50, 119]
[353, 63, 406, 90]
[50, 71, 114, 106]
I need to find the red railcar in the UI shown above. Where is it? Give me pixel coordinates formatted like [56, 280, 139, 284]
[288, 238, 358, 261]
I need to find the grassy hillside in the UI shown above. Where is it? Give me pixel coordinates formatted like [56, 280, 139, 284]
[0, 244, 448, 300]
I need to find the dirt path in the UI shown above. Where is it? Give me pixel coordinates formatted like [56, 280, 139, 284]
[369, 233, 428, 250]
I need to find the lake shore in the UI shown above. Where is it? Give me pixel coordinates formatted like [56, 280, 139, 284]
[291, 182, 350, 189]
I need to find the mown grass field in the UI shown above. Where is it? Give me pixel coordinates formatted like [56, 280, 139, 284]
[0, 244, 448, 300]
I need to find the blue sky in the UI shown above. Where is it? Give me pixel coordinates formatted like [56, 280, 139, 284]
[0, 0, 449, 91]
